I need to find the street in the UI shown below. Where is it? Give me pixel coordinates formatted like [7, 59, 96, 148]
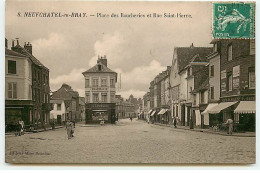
[5, 118, 255, 164]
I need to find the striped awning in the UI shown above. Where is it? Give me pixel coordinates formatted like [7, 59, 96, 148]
[201, 103, 219, 115]
[208, 102, 238, 114]
[148, 110, 153, 115]
[158, 109, 168, 115]
[234, 101, 255, 114]
[150, 111, 156, 116]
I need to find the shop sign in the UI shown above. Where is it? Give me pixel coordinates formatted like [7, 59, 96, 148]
[221, 82, 226, 92]
[233, 77, 240, 90]
[233, 65, 240, 78]
[221, 70, 226, 79]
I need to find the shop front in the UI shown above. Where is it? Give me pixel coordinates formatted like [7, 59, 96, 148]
[207, 101, 238, 128]
[5, 100, 34, 132]
[85, 103, 116, 124]
[234, 101, 255, 132]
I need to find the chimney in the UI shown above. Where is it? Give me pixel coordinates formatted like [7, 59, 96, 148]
[190, 43, 194, 48]
[97, 55, 107, 67]
[5, 38, 8, 48]
[16, 38, 19, 46]
[12, 40, 15, 48]
[24, 42, 32, 54]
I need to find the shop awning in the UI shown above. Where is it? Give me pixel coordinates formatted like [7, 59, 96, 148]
[148, 110, 153, 115]
[150, 111, 156, 116]
[201, 103, 219, 115]
[234, 101, 255, 114]
[208, 102, 238, 114]
[158, 109, 168, 115]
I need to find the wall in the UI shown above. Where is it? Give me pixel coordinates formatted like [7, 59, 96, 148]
[5, 56, 32, 100]
[209, 54, 220, 102]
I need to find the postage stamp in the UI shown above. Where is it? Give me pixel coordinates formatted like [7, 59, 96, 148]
[213, 2, 255, 39]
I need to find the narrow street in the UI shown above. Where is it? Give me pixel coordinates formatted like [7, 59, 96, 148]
[5, 119, 255, 164]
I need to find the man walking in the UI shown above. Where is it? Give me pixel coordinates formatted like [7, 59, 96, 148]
[225, 118, 233, 135]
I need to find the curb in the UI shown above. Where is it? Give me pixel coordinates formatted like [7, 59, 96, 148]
[152, 123, 255, 137]
[5, 126, 64, 136]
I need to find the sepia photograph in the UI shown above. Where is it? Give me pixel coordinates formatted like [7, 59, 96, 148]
[3, 0, 256, 165]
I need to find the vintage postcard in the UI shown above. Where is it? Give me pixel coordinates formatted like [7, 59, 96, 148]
[5, 0, 256, 164]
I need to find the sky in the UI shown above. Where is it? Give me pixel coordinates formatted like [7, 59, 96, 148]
[5, 0, 213, 99]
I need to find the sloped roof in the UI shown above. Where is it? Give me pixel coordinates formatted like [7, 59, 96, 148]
[12, 44, 49, 70]
[51, 85, 79, 100]
[82, 62, 116, 74]
[5, 48, 27, 57]
[175, 47, 212, 72]
[79, 97, 85, 105]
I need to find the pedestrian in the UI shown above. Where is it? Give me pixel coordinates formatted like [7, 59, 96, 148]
[73, 120, 76, 128]
[19, 119, 24, 135]
[225, 118, 233, 135]
[173, 116, 177, 128]
[130, 117, 133, 122]
[66, 119, 73, 139]
[15, 121, 22, 136]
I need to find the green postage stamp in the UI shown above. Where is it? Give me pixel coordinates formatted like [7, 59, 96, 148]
[213, 2, 255, 39]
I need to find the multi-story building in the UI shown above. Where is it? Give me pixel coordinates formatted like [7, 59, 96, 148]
[7, 39, 51, 129]
[201, 41, 221, 128]
[208, 39, 255, 131]
[115, 95, 125, 118]
[185, 54, 209, 128]
[50, 84, 80, 123]
[79, 97, 86, 121]
[5, 40, 34, 130]
[82, 56, 117, 124]
[142, 92, 150, 120]
[170, 44, 212, 126]
[157, 66, 171, 124]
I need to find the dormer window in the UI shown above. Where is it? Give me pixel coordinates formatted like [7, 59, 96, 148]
[98, 64, 102, 71]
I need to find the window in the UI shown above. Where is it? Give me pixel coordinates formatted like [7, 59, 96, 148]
[29, 85, 32, 99]
[101, 78, 107, 86]
[110, 78, 115, 87]
[85, 79, 89, 87]
[86, 93, 90, 103]
[57, 104, 61, 111]
[8, 60, 16, 74]
[193, 95, 196, 105]
[93, 93, 99, 102]
[190, 87, 192, 93]
[210, 87, 214, 100]
[210, 65, 214, 77]
[101, 93, 107, 102]
[249, 68, 255, 89]
[98, 64, 102, 71]
[227, 74, 233, 91]
[8, 83, 17, 99]
[201, 92, 204, 103]
[227, 44, 232, 61]
[110, 93, 115, 102]
[92, 78, 98, 87]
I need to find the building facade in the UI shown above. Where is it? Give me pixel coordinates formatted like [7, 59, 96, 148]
[5, 41, 34, 130]
[208, 39, 255, 131]
[51, 84, 80, 123]
[82, 56, 117, 124]
[169, 44, 213, 127]
[6, 39, 51, 130]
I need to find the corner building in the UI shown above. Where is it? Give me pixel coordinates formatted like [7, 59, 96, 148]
[82, 56, 117, 124]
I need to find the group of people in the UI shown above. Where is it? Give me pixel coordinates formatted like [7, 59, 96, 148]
[65, 119, 75, 139]
[15, 120, 24, 136]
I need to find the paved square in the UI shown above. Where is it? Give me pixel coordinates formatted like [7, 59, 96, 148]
[5, 119, 255, 164]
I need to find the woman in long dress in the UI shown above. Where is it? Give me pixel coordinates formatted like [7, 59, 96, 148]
[66, 120, 72, 139]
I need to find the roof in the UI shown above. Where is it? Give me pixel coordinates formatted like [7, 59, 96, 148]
[12, 44, 49, 70]
[175, 46, 213, 72]
[5, 48, 27, 57]
[79, 97, 85, 105]
[82, 62, 117, 74]
[51, 84, 79, 100]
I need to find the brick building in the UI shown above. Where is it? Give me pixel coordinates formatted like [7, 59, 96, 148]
[208, 39, 255, 131]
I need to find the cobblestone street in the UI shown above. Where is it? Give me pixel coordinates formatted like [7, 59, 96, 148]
[5, 119, 255, 164]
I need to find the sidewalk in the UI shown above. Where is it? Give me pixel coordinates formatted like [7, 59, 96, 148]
[152, 123, 255, 137]
[5, 125, 64, 136]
